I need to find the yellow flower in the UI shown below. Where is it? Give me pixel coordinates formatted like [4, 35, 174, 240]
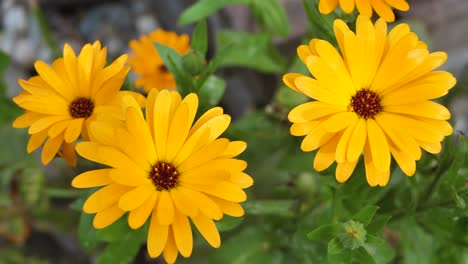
[12, 41, 145, 166]
[283, 15, 455, 186]
[72, 89, 252, 263]
[318, 0, 410, 22]
[129, 29, 190, 94]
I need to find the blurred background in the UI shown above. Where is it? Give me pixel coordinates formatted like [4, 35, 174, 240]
[0, 0, 467, 263]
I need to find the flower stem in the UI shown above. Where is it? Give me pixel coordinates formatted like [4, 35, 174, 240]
[29, 0, 61, 59]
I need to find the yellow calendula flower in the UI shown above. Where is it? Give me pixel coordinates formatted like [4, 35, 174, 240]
[12, 41, 145, 166]
[284, 15, 455, 186]
[72, 89, 252, 263]
[129, 29, 190, 94]
[319, 0, 409, 22]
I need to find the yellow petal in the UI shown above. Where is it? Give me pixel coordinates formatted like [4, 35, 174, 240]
[363, 142, 390, 186]
[294, 75, 349, 106]
[288, 101, 346, 123]
[93, 204, 125, 229]
[418, 140, 442, 154]
[177, 187, 222, 220]
[386, 0, 409, 11]
[230, 172, 254, 189]
[170, 188, 199, 217]
[282, 73, 304, 93]
[300, 122, 335, 152]
[147, 211, 169, 258]
[48, 120, 71, 138]
[174, 115, 231, 166]
[154, 90, 172, 160]
[157, 191, 175, 225]
[27, 129, 48, 153]
[384, 101, 451, 120]
[109, 167, 150, 187]
[189, 107, 224, 137]
[41, 134, 64, 164]
[218, 141, 247, 158]
[319, 0, 339, 14]
[347, 118, 367, 162]
[178, 138, 229, 172]
[61, 141, 77, 167]
[322, 112, 358, 133]
[371, 0, 395, 22]
[125, 105, 157, 164]
[128, 192, 158, 229]
[374, 113, 422, 160]
[119, 184, 154, 211]
[29, 115, 69, 134]
[381, 71, 456, 105]
[335, 118, 359, 163]
[13, 111, 43, 128]
[189, 182, 247, 203]
[191, 214, 221, 248]
[163, 229, 179, 264]
[336, 160, 358, 183]
[390, 145, 415, 176]
[367, 119, 391, 172]
[355, 0, 372, 17]
[209, 196, 244, 217]
[172, 213, 193, 257]
[314, 132, 341, 171]
[72, 169, 113, 188]
[83, 184, 130, 213]
[166, 94, 198, 161]
[339, 0, 355, 13]
[34, 61, 75, 100]
[64, 118, 84, 143]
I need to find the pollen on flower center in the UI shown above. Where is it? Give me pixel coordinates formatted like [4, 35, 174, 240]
[69, 97, 94, 118]
[149, 162, 180, 191]
[350, 89, 382, 119]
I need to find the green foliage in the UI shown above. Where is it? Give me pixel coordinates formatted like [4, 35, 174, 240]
[191, 20, 208, 56]
[179, 0, 289, 36]
[216, 31, 286, 73]
[2, 1, 467, 264]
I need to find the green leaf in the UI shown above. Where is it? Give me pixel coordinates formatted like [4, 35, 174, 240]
[78, 212, 100, 251]
[303, 0, 336, 44]
[250, 0, 289, 36]
[399, 217, 437, 263]
[327, 238, 352, 264]
[307, 223, 342, 241]
[366, 214, 391, 234]
[196, 75, 225, 113]
[216, 31, 286, 73]
[352, 206, 379, 226]
[363, 235, 395, 264]
[0, 50, 10, 74]
[178, 0, 249, 25]
[210, 227, 270, 264]
[154, 43, 193, 96]
[451, 186, 466, 209]
[96, 226, 146, 264]
[191, 20, 208, 56]
[216, 216, 244, 232]
[0, 124, 30, 164]
[244, 200, 295, 217]
[96, 217, 133, 242]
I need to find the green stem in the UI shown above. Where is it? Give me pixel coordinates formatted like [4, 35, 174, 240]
[30, 0, 61, 59]
[331, 187, 341, 223]
[46, 188, 84, 198]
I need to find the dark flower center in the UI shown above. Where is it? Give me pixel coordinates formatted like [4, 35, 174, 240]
[69, 97, 94, 118]
[149, 162, 179, 191]
[158, 65, 169, 73]
[350, 89, 382, 119]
